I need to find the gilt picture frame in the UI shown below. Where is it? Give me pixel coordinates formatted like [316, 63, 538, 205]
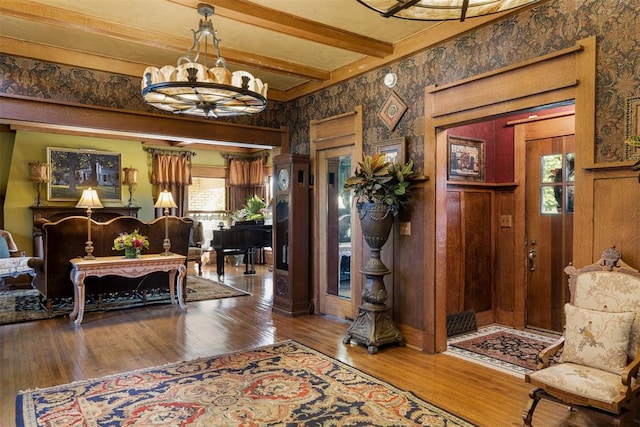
[47, 147, 122, 201]
[447, 135, 485, 182]
[378, 91, 408, 131]
[625, 96, 640, 161]
[376, 136, 406, 164]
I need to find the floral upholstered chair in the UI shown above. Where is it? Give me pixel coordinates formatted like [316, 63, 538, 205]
[187, 220, 204, 275]
[523, 247, 640, 426]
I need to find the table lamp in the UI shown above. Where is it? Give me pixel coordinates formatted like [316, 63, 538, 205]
[154, 190, 177, 256]
[123, 167, 138, 207]
[76, 188, 103, 259]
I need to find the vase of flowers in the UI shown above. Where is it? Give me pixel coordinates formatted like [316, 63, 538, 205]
[112, 229, 150, 259]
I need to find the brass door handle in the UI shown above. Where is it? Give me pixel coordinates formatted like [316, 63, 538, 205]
[528, 249, 537, 271]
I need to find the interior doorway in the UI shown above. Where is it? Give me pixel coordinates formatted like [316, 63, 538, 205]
[317, 146, 354, 318]
[310, 107, 363, 321]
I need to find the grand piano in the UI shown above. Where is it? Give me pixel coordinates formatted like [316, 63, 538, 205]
[211, 221, 272, 279]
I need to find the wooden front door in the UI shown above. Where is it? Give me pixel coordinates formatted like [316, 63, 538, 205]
[525, 128, 575, 332]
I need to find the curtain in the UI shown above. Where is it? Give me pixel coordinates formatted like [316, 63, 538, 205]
[149, 150, 194, 217]
[226, 155, 267, 212]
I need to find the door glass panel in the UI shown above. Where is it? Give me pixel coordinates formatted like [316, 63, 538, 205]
[541, 154, 562, 183]
[565, 153, 575, 183]
[566, 185, 574, 214]
[326, 155, 352, 299]
[541, 186, 561, 214]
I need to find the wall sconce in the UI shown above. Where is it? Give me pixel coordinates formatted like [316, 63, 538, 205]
[76, 188, 103, 259]
[123, 167, 138, 207]
[28, 161, 49, 207]
[154, 190, 177, 256]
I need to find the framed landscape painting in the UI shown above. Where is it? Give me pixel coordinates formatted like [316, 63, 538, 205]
[447, 135, 485, 182]
[376, 136, 406, 163]
[47, 147, 122, 201]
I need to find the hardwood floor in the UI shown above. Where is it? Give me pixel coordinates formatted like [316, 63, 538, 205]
[0, 262, 629, 426]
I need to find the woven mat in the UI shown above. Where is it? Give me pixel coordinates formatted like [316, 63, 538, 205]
[0, 276, 248, 325]
[445, 325, 561, 377]
[17, 341, 473, 426]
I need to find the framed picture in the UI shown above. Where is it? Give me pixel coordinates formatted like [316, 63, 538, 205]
[378, 91, 408, 131]
[625, 96, 640, 161]
[447, 135, 485, 182]
[376, 136, 406, 164]
[47, 147, 122, 201]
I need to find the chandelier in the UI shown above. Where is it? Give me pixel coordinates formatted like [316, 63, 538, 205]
[356, 0, 541, 21]
[141, 3, 267, 118]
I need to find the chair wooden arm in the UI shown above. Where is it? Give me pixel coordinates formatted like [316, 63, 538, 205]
[536, 336, 564, 370]
[621, 353, 640, 386]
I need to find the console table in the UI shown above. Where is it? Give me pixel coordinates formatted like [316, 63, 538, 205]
[69, 254, 187, 325]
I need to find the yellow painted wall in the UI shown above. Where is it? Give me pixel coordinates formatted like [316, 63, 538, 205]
[4, 131, 229, 255]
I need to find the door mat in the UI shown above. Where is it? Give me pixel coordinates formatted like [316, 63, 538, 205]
[445, 325, 561, 377]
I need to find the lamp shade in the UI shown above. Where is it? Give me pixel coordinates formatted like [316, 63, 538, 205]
[76, 188, 103, 209]
[356, 0, 541, 21]
[123, 167, 138, 185]
[28, 161, 49, 183]
[154, 190, 178, 209]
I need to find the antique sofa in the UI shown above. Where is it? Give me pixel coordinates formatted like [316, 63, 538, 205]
[28, 215, 193, 311]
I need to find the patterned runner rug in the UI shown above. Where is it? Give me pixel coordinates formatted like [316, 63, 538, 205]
[17, 341, 474, 426]
[445, 325, 561, 377]
[0, 276, 248, 325]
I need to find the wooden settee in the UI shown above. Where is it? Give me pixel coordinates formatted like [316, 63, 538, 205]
[28, 215, 193, 311]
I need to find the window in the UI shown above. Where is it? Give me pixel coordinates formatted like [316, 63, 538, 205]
[188, 177, 226, 211]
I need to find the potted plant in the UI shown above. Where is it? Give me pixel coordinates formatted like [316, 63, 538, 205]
[343, 152, 417, 252]
[342, 152, 417, 353]
[231, 195, 267, 224]
[625, 135, 640, 183]
[343, 152, 417, 215]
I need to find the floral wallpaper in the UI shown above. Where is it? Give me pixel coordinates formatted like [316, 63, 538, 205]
[1, 0, 638, 169]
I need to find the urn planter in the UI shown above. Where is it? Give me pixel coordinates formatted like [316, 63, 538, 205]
[343, 202, 404, 354]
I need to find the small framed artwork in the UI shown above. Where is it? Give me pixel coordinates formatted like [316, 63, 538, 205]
[625, 96, 640, 161]
[378, 91, 408, 131]
[376, 136, 406, 164]
[47, 147, 122, 201]
[447, 135, 485, 182]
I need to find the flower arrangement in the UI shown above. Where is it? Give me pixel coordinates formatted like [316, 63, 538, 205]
[343, 152, 418, 215]
[112, 229, 150, 252]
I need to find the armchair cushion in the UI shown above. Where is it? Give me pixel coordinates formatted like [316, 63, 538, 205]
[0, 230, 18, 254]
[574, 270, 640, 360]
[560, 303, 635, 374]
[0, 237, 9, 258]
[527, 362, 630, 404]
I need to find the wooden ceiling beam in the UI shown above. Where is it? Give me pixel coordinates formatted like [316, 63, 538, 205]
[169, 0, 393, 58]
[0, 0, 329, 81]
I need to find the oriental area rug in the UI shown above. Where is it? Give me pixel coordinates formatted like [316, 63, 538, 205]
[0, 276, 248, 325]
[445, 325, 561, 377]
[17, 341, 474, 427]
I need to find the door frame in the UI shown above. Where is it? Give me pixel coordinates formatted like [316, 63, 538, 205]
[424, 37, 596, 353]
[310, 106, 364, 319]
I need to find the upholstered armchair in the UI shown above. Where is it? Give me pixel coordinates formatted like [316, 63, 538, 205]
[0, 230, 35, 288]
[523, 247, 640, 426]
[187, 220, 204, 275]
